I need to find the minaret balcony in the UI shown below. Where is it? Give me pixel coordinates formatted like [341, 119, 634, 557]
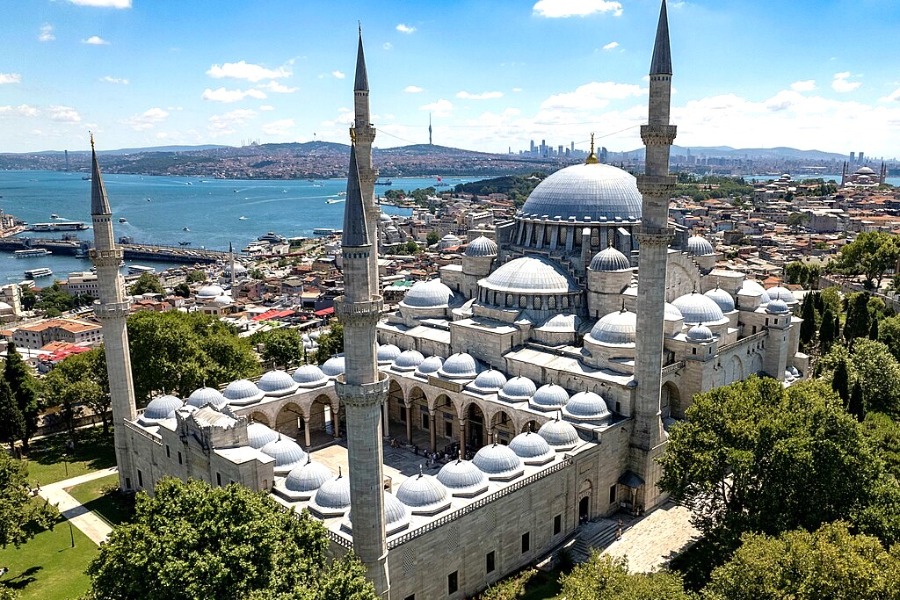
[334, 295, 384, 326]
[94, 301, 130, 320]
[335, 371, 389, 408]
[640, 124, 677, 146]
[636, 174, 676, 197]
[90, 248, 124, 267]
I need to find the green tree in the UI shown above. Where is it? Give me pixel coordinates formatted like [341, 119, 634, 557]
[871, 316, 881, 340]
[849, 339, 900, 417]
[560, 554, 693, 600]
[426, 230, 440, 246]
[173, 282, 191, 297]
[405, 239, 420, 254]
[314, 322, 344, 364]
[255, 328, 304, 369]
[819, 287, 842, 318]
[0, 452, 57, 547]
[128, 272, 164, 296]
[831, 357, 850, 404]
[879, 315, 900, 361]
[861, 412, 900, 477]
[3, 342, 41, 453]
[0, 378, 25, 452]
[844, 292, 872, 341]
[477, 568, 537, 600]
[799, 294, 817, 349]
[818, 308, 837, 352]
[84, 478, 375, 600]
[849, 380, 866, 422]
[832, 231, 899, 289]
[186, 270, 206, 284]
[43, 348, 112, 435]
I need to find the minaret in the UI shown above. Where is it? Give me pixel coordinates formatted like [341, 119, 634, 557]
[351, 26, 380, 297]
[631, 0, 676, 510]
[334, 143, 390, 596]
[229, 241, 235, 289]
[88, 135, 138, 491]
[428, 113, 433, 145]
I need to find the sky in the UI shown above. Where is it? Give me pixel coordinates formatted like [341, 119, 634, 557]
[2, 0, 900, 159]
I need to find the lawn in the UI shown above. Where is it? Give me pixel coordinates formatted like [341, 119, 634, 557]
[22, 427, 116, 487]
[66, 473, 134, 526]
[0, 517, 96, 600]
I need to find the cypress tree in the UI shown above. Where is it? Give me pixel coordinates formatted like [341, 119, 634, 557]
[3, 342, 41, 453]
[0, 377, 25, 453]
[800, 295, 817, 348]
[831, 358, 850, 404]
[870, 316, 880, 340]
[819, 309, 836, 351]
[848, 380, 865, 421]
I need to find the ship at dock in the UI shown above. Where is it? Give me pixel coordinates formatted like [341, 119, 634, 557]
[27, 221, 89, 232]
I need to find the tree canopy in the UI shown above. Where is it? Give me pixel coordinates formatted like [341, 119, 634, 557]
[831, 231, 899, 289]
[128, 272, 164, 296]
[560, 554, 693, 600]
[3, 342, 42, 452]
[42, 348, 111, 436]
[251, 327, 304, 369]
[314, 322, 344, 365]
[0, 452, 57, 548]
[85, 478, 375, 600]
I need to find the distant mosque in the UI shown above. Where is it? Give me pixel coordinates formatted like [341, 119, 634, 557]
[94, 4, 808, 599]
[841, 162, 887, 187]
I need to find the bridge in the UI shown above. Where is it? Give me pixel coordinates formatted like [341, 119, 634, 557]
[0, 237, 229, 264]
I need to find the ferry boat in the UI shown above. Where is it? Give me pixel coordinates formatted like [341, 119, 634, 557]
[50, 213, 60, 219]
[128, 265, 156, 275]
[375, 179, 393, 186]
[24, 267, 53, 278]
[312, 227, 335, 236]
[118, 217, 127, 223]
[14, 248, 52, 258]
[27, 221, 89, 232]
[257, 231, 287, 244]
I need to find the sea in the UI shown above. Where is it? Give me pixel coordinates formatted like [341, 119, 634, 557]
[0, 171, 471, 285]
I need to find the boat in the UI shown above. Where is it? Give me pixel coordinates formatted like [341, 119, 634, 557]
[27, 221, 89, 232]
[50, 213, 59, 219]
[238, 216, 248, 220]
[24, 267, 53, 278]
[375, 179, 393, 186]
[338, 191, 347, 196]
[15, 248, 52, 258]
[118, 217, 127, 223]
[128, 265, 156, 275]
[325, 198, 345, 204]
[182, 227, 190, 232]
[178, 241, 192, 246]
[257, 231, 287, 244]
[313, 227, 335, 236]
[434, 176, 449, 188]
[81, 176, 91, 181]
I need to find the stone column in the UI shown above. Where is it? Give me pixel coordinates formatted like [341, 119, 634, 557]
[459, 418, 467, 459]
[429, 411, 437, 452]
[405, 405, 413, 445]
[303, 416, 311, 448]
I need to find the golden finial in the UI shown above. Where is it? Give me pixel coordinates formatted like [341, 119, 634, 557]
[349, 127, 357, 144]
[585, 132, 599, 164]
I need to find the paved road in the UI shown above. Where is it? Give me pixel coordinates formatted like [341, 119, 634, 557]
[38, 467, 117, 545]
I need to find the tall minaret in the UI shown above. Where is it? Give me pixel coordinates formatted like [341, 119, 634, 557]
[428, 113, 433, 145]
[334, 143, 390, 596]
[228, 241, 235, 289]
[351, 26, 380, 297]
[631, 0, 676, 510]
[89, 135, 138, 491]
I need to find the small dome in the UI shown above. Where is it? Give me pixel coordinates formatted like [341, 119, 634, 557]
[142, 394, 182, 422]
[285, 460, 334, 493]
[292, 364, 329, 387]
[314, 475, 351, 510]
[673, 292, 726, 325]
[257, 370, 299, 396]
[705, 287, 735, 313]
[438, 233, 462, 250]
[687, 235, 715, 256]
[393, 350, 425, 371]
[212, 294, 232, 307]
[588, 309, 637, 345]
[465, 236, 498, 257]
[467, 369, 507, 393]
[247, 422, 279, 449]
[224, 262, 247, 275]
[481, 256, 577, 295]
[415, 356, 444, 377]
[438, 353, 479, 379]
[521, 162, 642, 222]
[186, 387, 228, 410]
[509, 431, 555, 464]
[563, 391, 611, 422]
[687, 323, 714, 342]
[196, 284, 225, 300]
[499, 376, 537, 403]
[538, 419, 580, 449]
[766, 299, 790, 314]
[473, 444, 523, 478]
[260, 436, 307, 474]
[437, 459, 487, 491]
[396, 472, 450, 509]
[589, 246, 631, 272]
[740, 279, 772, 304]
[383, 492, 410, 528]
[537, 313, 579, 332]
[321, 356, 346, 377]
[377, 344, 402, 364]
[402, 279, 454, 308]
[766, 286, 797, 305]
[529, 384, 570, 412]
[665, 302, 684, 321]
[222, 379, 264, 405]
[379, 212, 393, 223]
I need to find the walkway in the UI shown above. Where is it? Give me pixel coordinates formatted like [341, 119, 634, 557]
[38, 467, 118, 545]
[602, 501, 700, 573]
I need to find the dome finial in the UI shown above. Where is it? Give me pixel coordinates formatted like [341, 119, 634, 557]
[337, 466, 342, 478]
[621, 299, 626, 313]
[419, 464, 424, 478]
[585, 132, 599, 165]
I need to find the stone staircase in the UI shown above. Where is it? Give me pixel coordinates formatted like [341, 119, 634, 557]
[569, 519, 621, 563]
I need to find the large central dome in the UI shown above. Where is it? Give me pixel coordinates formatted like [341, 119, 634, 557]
[522, 163, 642, 222]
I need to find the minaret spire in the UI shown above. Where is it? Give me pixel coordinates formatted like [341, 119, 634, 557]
[429, 113, 433, 145]
[650, 0, 672, 76]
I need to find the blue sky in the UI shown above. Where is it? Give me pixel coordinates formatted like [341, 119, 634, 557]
[1, 0, 899, 159]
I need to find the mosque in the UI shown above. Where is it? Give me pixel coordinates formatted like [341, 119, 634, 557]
[91, 4, 807, 599]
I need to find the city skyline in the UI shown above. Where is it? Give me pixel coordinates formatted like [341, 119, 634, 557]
[1, 0, 900, 158]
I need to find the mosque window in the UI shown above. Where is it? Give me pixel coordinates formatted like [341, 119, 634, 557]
[486, 551, 496, 573]
[609, 484, 617, 504]
[448, 571, 458, 595]
[216, 473, 222, 486]
[554, 514, 562, 535]
[421, 413, 430, 430]
[178, 452, 183, 465]
[445, 421, 454, 438]
[404, 596, 416, 600]
[166, 445, 170, 458]
[399, 407, 407, 423]
[692, 348, 696, 355]
[521, 532, 530, 553]
[137, 470, 143, 488]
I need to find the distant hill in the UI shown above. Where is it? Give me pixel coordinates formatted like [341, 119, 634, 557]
[620, 145, 849, 161]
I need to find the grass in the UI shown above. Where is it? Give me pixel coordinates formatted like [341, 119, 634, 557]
[66, 473, 134, 526]
[22, 427, 116, 487]
[0, 516, 97, 600]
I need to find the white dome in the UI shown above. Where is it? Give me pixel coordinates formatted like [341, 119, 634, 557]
[292, 364, 329, 387]
[538, 314, 579, 332]
[438, 234, 462, 250]
[142, 394, 182, 422]
[538, 419, 580, 449]
[393, 350, 425, 371]
[257, 370, 299, 396]
[521, 162, 641, 222]
[589, 246, 631, 272]
[211, 294, 232, 307]
[402, 279, 454, 308]
[498, 376, 537, 403]
[260, 436, 307, 474]
[314, 475, 351, 510]
[766, 286, 797, 305]
[740, 279, 772, 304]
[687, 323, 714, 342]
[321, 356, 346, 377]
[396, 471, 450, 510]
[437, 459, 487, 492]
[588, 309, 637, 345]
[705, 287, 735, 313]
[465, 236, 498, 257]
[186, 387, 228, 410]
[196, 284, 225, 300]
[377, 344, 402, 364]
[285, 460, 334, 493]
[563, 391, 611, 422]
[222, 379, 264, 405]
[481, 256, 577, 295]
[508, 431, 555, 464]
[529, 384, 570, 412]
[247, 422, 279, 449]
[415, 356, 444, 377]
[673, 292, 727, 325]
[438, 353, 480, 379]
[687, 235, 715, 256]
[766, 299, 790, 314]
[346, 492, 409, 535]
[467, 369, 507, 393]
[473, 444, 524, 478]
[664, 302, 684, 321]
[224, 262, 247, 275]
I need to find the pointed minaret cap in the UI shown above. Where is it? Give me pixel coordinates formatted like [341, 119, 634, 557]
[354, 24, 369, 92]
[650, 0, 672, 76]
[90, 133, 112, 216]
[342, 144, 370, 247]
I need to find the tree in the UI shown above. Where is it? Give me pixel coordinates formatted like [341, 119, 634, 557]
[560, 554, 693, 600]
[799, 294, 817, 349]
[871, 316, 881, 340]
[848, 339, 900, 417]
[477, 569, 537, 600]
[128, 272, 164, 296]
[703, 522, 900, 600]
[84, 478, 376, 600]
[879, 315, 900, 361]
[658, 377, 880, 542]
[405, 239, 420, 254]
[832, 231, 899, 289]
[3, 342, 41, 453]
[819, 287, 842, 318]
[186, 270, 206, 284]
[0, 452, 57, 548]
[849, 380, 866, 422]
[315, 322, 344, 364]
[861, 412, 900, 478]
[831, 357, 850, 404]
[426, 230, 440, 246]
[0, 378, 25, 452]
[844, 292, 872, 342]
[818, 308, 837, 352]
[255, 328, 304, 369]
[43, 348, 112, 435]
[173, 282, 191, 298]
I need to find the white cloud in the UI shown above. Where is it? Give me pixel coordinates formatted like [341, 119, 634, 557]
[420, 99, 453, 117]
[206, 61, 290, 82]
[540, 81, 645, 111]
[208, 109, 257, 135]
[881, 87, 900, 103]
[512, 87, 523, 93]
[68, 0, 131, 7]
[201, 87, 267, 103]
[259, 81, 297, 93]
[38, 24, 55, 42]
[383, 42, 393, 51]
[533, 0, 623, 18]
[332, 70, 346, 80]
[83, 35, 109, 45]
[832, 72, 861, 93]
[602, 41, 619, 51]
[125, 107, 169, 130]
[456, 90, 504, 100]
[396, 23, 416, 34]
[262, 118, 295, 136]
[48, 105, 81, 123]
[0, 73, 22, 85]
[100, 76, 129, 85]
[0, 104, 39, 117]
[404, 85, 424, 93]
[790, 80, 816, 92]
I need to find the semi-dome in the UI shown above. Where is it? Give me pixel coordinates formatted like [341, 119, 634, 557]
[705, 287, 735, 313]
[377, 344, 402, 364]
[563, 391, 611, 422]
[588, 309, 637, 345]
[438, 352, 480, 379]
[314, 474, 351, 510]
[292, 364, 329, 387]
[766, 286, 797, 305]
[465, 236, 498, 257]
[196, 284, 225, 300]
[402, 279, 454, 308]
[393, 350, 425, 371]
[509, 431, 555, 465]
[672, 292, 726, 325]
[415, 356, 444, 377]
[740, 279, 772, 304]
[141, 394, 183, 423]
[284, 459, 334, 493]
[473, 444, 524, 480]
[222, 379, 264, 405]
[396, 471, 451, 513]
[467, 369, 507, 393]
[589, 246, 631, 272]
[186, 387, 228, 410]
[665, 302, 684, 321]
[499, 376, 537, 403]
[521, 162, 641, 222]
[687, 323, 714, 342]
[481, 256, 577, 295]
[321, 356, 346, 378]
[537, 314, 579, 332]
[257, 370, 299, 396]
[538, 419, 580, 449]
[260, 436, 307, 474]
[437, 459, 488, 495]
[687, 235, 715, 256]
[529, 384, 570, 412]
[247, 422, 279, 449]
[766, 299, 790, 314]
